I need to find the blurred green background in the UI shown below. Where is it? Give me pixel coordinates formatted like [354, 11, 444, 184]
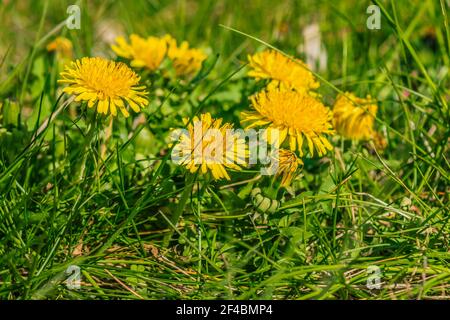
[1, 0, 443, 77]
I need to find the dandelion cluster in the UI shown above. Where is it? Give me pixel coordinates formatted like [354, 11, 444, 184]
[54, 32, 381, 188]
[111, 33, 207, 76]
[242, 49, 334, 185]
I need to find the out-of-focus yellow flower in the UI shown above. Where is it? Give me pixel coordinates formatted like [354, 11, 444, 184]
[247, 50, 319, 93]
[171, 113, 246, 180]
[241, 88, 334, 157]
[47, 37, 73, 66]
[111, 34, 167, 71]
[58, 57, 148, 117]
[274, 149, 303, 186]
[165, 35, 207, 77]
[333, 92, 378, 140]
[372, 131, 387, 150]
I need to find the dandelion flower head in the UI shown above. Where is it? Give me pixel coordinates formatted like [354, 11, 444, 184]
[333, 92, 378, 140]
[58, 57, 149, 117]
[171, 113, 246, 180]
[112, 34, 167, 71]
[247, 50, 319, 93]
[241, 88, 334, 157]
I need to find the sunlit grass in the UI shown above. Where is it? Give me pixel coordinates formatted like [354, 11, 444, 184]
[0, 0, 448, 300]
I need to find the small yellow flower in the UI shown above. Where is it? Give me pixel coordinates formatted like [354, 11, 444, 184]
[58, 57, 149, 117]
[172, 113, 246, 180]
[247, 50, 319, 93]
[241, 88, 334, 157]
[372, 131, 387, 150]
[111, 34, 167, 71]
[274, 149, 303, 186]
[333, 92, 378, 140]
[165, 35, 207, 76]
[47, 37, 73, 65]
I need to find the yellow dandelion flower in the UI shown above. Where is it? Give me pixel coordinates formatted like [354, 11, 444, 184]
[372, 131, 387, 150]
[247, 50, 319, 93]
[165, 35, 207, 76]
[274, 149, 303, 186]
[47, 37, 73, 58]
[172, 113, 246, 180]
[333, 92, 378, 140]
[58, 57, 149, 117]
[111, 34, 167, 71]
[241, 88, 334, 157]
[47, 37, 73, 66]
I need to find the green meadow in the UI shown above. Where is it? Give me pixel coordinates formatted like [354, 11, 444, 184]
[0, 0, 449, 300]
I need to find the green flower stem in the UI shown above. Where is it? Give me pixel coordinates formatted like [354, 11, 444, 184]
[163, 173, 196, 246]
[77, 112, 98, 181]
[264, 174, 280, 199]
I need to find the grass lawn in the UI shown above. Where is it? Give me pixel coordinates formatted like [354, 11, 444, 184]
[0, 0, 449, 300]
